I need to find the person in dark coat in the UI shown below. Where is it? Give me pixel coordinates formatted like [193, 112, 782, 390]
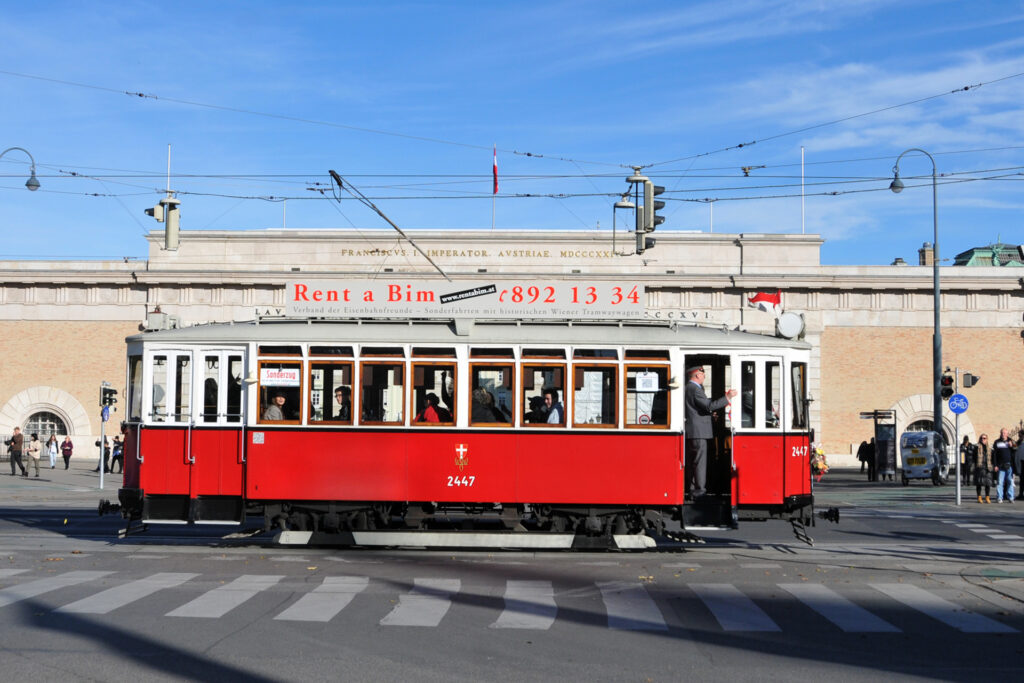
[684, 365, 736, 498]
[856, 440, 870, 474]
[974, 434, 993, 503]
[866, 437, 877, 482]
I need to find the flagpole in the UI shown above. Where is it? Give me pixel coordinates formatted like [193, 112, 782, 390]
[492, 144, 497, 231]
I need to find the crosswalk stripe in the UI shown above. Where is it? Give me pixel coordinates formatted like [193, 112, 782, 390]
[780, 583, 899, 632]
[597, 581, 667, 631]
[490, 580, 556, 630]
[57, 573, 196, 614]
[380, 578, 460, 627]
[690, 583, 779, 631]
[0, 571, 112, 609]
[275, 576, 369, 622]
[871, 583, 1017, 633]
[167, 574, 284, 618]
[0, 569, 28, 580]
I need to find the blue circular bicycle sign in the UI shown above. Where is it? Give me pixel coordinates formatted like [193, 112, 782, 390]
[948, 393, 969, 414]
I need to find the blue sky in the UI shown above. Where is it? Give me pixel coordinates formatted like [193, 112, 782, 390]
[1, 0, 1022, 265]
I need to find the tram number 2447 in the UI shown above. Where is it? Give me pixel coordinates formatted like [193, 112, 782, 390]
[790, 446, 809, 457]
[447, 475, 477, 487]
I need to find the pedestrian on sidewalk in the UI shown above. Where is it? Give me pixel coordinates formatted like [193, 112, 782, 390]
[959, 435, 975, 485]
[93, 437, 111, 473]
[46, 435, 58, 469]
[26, 433, 42, 478]
[857, 440, 870, 474]
[866, 437, 877, 482]
[992, 428, 1016, 503]
[974, 434, 992, 503]
[60, 435, 74, 469]
[5, 427, 27, 476]
[111, 436, 123, 474]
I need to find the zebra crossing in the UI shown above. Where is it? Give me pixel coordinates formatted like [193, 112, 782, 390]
[0, 569, 1016, 634]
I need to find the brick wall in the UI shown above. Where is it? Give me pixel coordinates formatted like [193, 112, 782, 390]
[821, 326, 1024, 453]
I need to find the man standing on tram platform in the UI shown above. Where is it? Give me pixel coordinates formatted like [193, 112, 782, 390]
[685, 366, 736, 498]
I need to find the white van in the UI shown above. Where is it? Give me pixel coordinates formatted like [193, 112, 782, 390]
[899, 431, 949, 486]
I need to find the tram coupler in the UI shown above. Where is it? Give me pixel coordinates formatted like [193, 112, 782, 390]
[816, 507, 840, 524]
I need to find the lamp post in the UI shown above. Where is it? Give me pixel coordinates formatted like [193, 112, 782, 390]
[889, 148, 941, 443]
[0, 146, 41, 191]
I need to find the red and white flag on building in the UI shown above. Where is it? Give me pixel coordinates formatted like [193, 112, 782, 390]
[748, 290, 782, 316]
[492, 146, 498, 194]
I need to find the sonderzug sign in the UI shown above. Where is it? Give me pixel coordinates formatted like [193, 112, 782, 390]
[285, 280, 645, 320]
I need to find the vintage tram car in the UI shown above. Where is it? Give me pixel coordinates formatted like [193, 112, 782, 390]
[112, 318, 821, 548]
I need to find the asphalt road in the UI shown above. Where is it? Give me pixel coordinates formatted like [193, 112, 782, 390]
[1, 463, 1022, 682]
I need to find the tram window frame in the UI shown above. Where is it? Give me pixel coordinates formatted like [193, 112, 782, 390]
[359, 361, 406, 425]
[200, 354, 221, 424]
[225, 355, 244, 423]
[522, 348, 565, 359]
[624, 364, 670, 429]
[360, 346, 405, 357]
[309, 345, 353, 357]
[256, 359, 303, 425]
[150, 354, 168, 422]
[469, 363, 515, 426]
[470, 347, 515, 359]
[257, 345, 302, 356]
[764, 360, 782, 430]
[412, 347, 457, 358]
[172, 355, 192, 423]
[740, 361, 756, 429]
[411, 362, 456, 425]
[791, 362, 808, 429]
[624, 349, 671, 361]
[521, 363, 567, 428]
[128, 354, 143, 421]
[572, 364, 617, 428]
[308, 361, 354, 425]
[573, 348, 618, 359]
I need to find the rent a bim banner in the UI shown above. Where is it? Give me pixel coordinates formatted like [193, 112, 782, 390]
[286, 280, 645, 320]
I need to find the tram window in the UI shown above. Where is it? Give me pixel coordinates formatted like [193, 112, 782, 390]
[523, 348, 565, 359]
[412, 363, 455, 424]
[573, 365, 616, 427]
[201, 355, 219, 423]
[258, 345, 302, 356]
[412, 347, 456, 358]
[765, 361, 781, 429]
[573, 349, 618, 359]
[360, 362, 405, 424]
[470, 347, 515, 359]
[470, 364, 514, 425]
[128, 355, 143, 421]
[151, 355, 167, 421]
[791, 362, 808, 429]
[258, 361, 302, 424]
[174, 356, 191, 422]
[226, 355, 243, 423]
[309, 362, 353, 424]
[309, 345, 353, 357]
[522, 364, 565, 427]
[740, 362, 756, 428]
[624, 349, 670, 361]
[625, 365, 669, 428]
[360, 346, 404, 357]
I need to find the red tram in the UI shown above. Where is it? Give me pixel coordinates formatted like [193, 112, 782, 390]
[113, 318, 826, 548]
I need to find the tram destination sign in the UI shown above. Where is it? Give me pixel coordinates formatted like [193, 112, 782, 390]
[285, 279, 645, 320]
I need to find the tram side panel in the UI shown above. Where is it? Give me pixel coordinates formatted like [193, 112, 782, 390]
[732, 434, 786, 505]
[245, 429, 407, 502]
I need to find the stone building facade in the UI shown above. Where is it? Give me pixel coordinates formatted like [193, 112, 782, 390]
[2, 229, 1021, 465]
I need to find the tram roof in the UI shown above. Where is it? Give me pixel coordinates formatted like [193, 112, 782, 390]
[127, 318, 810, 350]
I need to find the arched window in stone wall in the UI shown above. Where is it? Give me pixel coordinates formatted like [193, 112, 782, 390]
[24, 411, 68, 440]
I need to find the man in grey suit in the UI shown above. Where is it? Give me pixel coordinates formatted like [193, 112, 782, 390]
[685, 366, 736, 498]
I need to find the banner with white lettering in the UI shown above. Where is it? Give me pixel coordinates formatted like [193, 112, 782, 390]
[285, 280, 645, 320]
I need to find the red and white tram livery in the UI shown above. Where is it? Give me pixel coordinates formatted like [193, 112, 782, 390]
[115, 318, 822, 548]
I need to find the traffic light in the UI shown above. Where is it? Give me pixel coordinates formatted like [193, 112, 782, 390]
[145, 195, 181, 250]
[962, 373, 980, 388]
[644, 180, 665, 232]
[101, 387, 118, 406]
[940, 374, 954, 399]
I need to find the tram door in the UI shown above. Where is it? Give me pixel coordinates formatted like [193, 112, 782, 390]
[188, 350, 246, 523]
[731, 355, 786, 505]
[140, 349, 195, 518]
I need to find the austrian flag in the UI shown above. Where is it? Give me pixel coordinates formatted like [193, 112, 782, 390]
[748, 290, 782, 316]
[493, 146, 498, 194]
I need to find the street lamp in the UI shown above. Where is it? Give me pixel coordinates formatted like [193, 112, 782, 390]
[890, 148, 941, 443]
[0, 146, 40, 191]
